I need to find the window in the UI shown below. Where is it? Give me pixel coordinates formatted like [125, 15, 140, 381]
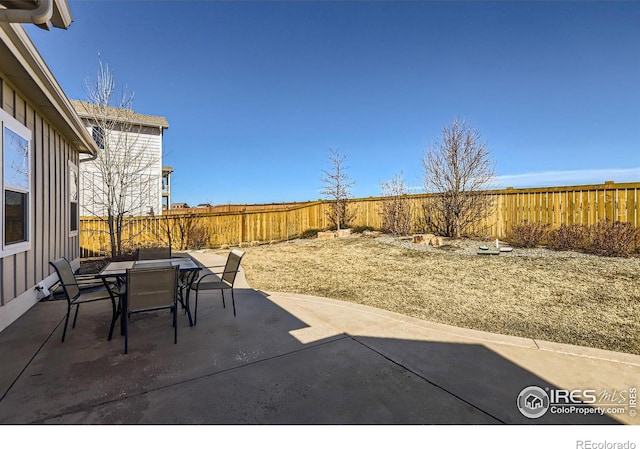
[69, 161, 79, 236]
[1, 108, 32, 256]
[92, 126, 104, 149]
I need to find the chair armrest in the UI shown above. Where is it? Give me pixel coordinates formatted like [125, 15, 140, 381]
[75, 273, 99, 280]
[193, 273, 226, 287]
[196, 273, 219, 281]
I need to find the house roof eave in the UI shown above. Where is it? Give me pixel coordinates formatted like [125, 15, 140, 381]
[0, 22, 98, 155]
[0, 0, 73, 29]
[70, 99, 170, 130]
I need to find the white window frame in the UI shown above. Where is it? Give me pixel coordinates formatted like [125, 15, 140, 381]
[69, 160, 79, 237]
[0, 108, 32, 257]
[91, 125, 104, 149]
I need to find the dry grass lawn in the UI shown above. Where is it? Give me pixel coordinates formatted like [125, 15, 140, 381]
[232, 235, 640, 355]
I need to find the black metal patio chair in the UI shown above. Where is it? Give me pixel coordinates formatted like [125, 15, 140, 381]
[124, 264, 179, 354]
[189, 249, 245, 325]
[49, 258, 119, 343]
[136, 246, 171, 260]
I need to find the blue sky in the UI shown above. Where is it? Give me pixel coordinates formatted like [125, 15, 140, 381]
[27, 1, 640, 206]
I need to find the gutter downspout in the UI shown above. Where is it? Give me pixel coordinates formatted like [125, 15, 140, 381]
[0, 0, 54, 27]
[79, 152, 98, 163]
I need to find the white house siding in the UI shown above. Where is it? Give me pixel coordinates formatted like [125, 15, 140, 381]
[78, 124, 164, 216]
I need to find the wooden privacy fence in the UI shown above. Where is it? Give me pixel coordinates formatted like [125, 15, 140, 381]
[80, 181, 639, 257]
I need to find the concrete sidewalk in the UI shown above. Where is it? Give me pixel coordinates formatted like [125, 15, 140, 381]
[0, 251, 638, 424]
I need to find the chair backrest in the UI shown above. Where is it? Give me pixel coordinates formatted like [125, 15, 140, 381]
[222, 249, 245, 286]
[127, 265, 178, 313]
[49, 258, 80, 300]
[137, 247, 171, 261]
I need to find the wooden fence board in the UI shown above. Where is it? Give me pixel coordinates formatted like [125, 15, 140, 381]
[79, 182, 640, 257]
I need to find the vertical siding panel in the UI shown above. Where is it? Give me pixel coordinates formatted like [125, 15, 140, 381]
[55, 132, 61, 259]
[62, 140, 68, 258]
[2, 259, 13, 304]
[1, 80, 14, 113]
[14, 250, 26, 298]
[12, 98, 26, 296]
[40, 117, 48, 275]
[1, 83, 16, 303]
[46, 123, 54, 271]
[34, 112, 44, 281]
[25, 103, 36, 289]
[15, 96, 25, 125]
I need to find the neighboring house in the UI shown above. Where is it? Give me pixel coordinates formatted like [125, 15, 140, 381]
[171, 202, 189, 209]
[71, 100, 169, 217]
[162, 165, 173, 210]
[0, 1, 99, 332]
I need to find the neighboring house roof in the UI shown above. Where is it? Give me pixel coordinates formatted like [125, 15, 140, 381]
[0, 22, 98, 156]
[71, 99, 169, 129]
[172, 202, 189, 208]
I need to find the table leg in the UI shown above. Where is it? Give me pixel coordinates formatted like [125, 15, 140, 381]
[103, 276, 125, 340]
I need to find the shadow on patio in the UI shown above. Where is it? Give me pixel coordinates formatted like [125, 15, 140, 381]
[0, 255, 636, 424]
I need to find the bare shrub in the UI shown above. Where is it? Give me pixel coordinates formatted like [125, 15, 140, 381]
[421, 119, 495, 238]
[547, 224, 589, 251]
[587, 220, 638, 257]
[380, 173, 412, 236]
[157, 213, 210, 250]
[325, 200, 357, 231]
[508, 221, 549, 248]
[187, 224, 210, 250]
[320, 149, 356, 230]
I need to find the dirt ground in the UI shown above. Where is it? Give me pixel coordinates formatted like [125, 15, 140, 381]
[79, 233, 639, 355]
[235, 234, 640, 355]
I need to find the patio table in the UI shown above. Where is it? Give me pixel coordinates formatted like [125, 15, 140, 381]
[97, 257, 202, 338]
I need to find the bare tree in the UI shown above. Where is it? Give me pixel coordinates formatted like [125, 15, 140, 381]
[155, 213, 210, 251]
[421, 119, 495, 238]
[380, 172, 412, 236]
[320, 149, 356, 230]
[79, 59, 160, 257]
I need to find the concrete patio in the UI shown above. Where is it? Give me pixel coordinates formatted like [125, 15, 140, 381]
[0, 251, 638, 424]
